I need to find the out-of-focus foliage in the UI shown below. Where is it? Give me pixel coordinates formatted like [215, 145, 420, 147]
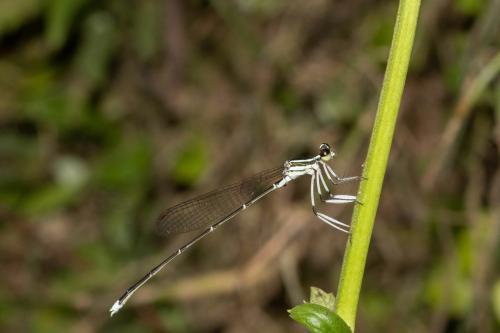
[0, 0, 43, 38]
[45, 0, 90, 51]
[171, 135, 208, 186]
[493, 280, 500, 322]
[0, 0, 498, 332]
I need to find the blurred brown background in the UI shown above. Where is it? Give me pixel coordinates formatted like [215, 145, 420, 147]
[0, 0, 499, 332]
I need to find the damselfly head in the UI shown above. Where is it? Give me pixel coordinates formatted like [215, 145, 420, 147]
[319, 143, 335, 161]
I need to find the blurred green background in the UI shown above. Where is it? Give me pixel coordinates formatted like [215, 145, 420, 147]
[0, 0, 499, 332]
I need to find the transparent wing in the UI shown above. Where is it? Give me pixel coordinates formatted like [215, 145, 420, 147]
[157, 167, 284, 236]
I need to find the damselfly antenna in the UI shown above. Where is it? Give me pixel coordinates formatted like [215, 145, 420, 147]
[109, 143, 361, 316]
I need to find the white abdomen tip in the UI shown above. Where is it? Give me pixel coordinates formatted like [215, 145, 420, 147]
[109, 300, 123, 317]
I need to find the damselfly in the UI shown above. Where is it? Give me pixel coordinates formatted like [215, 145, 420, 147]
[110, 143, 361, 316]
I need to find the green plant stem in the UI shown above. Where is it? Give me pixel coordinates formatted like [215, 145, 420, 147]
[334, 0, 421, 330]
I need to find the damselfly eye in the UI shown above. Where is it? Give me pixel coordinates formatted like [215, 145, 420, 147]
[319, 143, 331, 157]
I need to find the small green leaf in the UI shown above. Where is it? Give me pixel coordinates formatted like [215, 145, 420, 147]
[310, 287, 336, 311]
[289, 303, 351, 333]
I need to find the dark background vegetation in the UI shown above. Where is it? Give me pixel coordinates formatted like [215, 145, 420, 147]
[0, 0, 499, 332]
